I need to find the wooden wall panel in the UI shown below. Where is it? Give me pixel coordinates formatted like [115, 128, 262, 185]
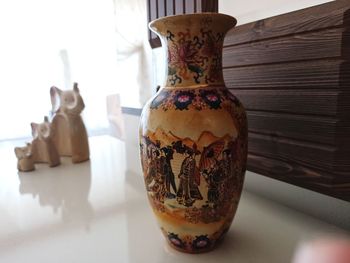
[223, 60, 343, 89]
[223, 0, 350, 201]
[247, 112, 339, 145]
[233, 90, 339, 116]
[224, 28, 346, 67]
[248, 154, 350, 201]
[247, 133, 336, 172]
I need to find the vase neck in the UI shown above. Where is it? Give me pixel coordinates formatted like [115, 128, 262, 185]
[150, 13, 236, 88]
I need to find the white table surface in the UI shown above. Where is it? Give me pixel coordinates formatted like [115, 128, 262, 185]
[0, 135, 348, 263]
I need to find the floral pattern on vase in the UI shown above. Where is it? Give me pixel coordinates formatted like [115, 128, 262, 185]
[166, 20, 225, 86]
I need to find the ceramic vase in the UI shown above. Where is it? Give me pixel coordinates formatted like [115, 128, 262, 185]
[139, 13, 247, 253]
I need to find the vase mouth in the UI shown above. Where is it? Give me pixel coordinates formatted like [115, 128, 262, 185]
[149, 12, 237, 36]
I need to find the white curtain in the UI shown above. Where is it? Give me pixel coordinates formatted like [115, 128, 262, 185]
[0, 0, 151, 140]
[113, 0, 153, 107]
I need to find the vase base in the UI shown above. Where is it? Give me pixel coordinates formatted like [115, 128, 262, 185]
[166, 239, 221, 254]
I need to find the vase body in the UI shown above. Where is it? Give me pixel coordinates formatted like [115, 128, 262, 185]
[139, 13, 247, 253]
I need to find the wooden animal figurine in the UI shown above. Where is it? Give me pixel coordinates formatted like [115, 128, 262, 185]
[14, 143, 35, 172]
[31, 116, 61, 167]
[50, 83, 89, 163]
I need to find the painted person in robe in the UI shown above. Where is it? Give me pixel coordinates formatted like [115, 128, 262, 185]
[154, 150, 168, 202]
[206, 161, 222, 205]
[161, 146, 177, 199]
[146, 146, 167, 202]
[145, 147, 157, 191]
[176, 145, 202, 207]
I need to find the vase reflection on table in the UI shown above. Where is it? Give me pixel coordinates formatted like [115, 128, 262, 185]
[139, 13, 247, 253]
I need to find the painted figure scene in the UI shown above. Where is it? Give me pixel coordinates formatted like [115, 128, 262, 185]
[140, 129, 245, 224]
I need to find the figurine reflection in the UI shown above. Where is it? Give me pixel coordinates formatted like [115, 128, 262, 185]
[18, 160, 93, 227]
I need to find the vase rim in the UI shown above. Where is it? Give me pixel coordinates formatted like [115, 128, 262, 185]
[149, 12, 237, 33]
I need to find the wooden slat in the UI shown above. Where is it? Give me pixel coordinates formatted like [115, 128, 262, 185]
[248, 154, 334, 183]
[247, 154, 350, 201]
[231, 89, 339, 117]
[175, 0, 184, 15]
[157, 0, 165, 17]
[247, 111, 339, 145]
[147, 0, 152, 39]
[166, 0, 174, 16]
[223, 28, 345, 67]
[149, 37, 161, 48]
[248, 132, 350, 173]
[335, 147, 350, 171]
[148, 0, 159, 48]
[196, 0, 201, 12]
[224, 0, 350, 46]
[185, 0, 195, 14]
[247, 132, 336, 171]
[201, 0, 218, 12]
[335, 89, 350, 169]
[223, 59, 344, 89]
[338, 91, 350, 118]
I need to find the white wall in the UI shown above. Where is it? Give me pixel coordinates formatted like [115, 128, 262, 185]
[220, 0, 333, 25]
[220, 0, 350, 230]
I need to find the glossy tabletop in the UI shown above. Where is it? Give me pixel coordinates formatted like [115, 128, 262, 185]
[0, 136, 348, 263]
